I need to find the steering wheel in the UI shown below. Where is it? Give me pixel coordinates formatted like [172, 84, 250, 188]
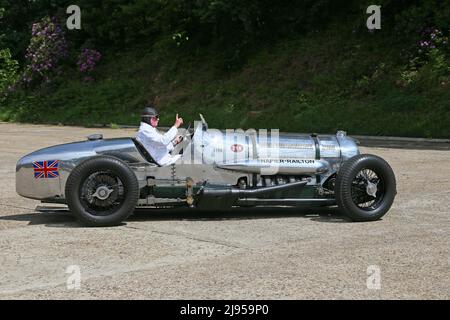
[182, 122, 192, 140]
[172, 122, 191, 155]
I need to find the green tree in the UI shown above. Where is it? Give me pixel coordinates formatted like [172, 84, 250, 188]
[0, 48, 19, 96]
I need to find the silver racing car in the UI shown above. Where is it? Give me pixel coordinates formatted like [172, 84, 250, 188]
[16, 114, 396, 226]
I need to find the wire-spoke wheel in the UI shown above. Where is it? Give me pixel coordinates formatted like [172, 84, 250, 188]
[336, 154, 396, 221]
[65, 156, 139, 227]
[350, 168, 385, 210]
[80, 171, 125, 216]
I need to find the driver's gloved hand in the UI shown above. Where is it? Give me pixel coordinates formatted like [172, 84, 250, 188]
[172, 135, 183, 146]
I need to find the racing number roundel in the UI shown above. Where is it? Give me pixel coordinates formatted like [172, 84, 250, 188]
[231, 144, 244, 152]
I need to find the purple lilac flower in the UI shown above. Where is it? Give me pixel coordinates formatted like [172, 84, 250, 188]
[77, 48, 102, 75]
[22, 16, 68, 86]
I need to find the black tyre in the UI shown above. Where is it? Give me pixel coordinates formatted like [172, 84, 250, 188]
[65, 156, 139, 227]
[335, 154, 396, 222]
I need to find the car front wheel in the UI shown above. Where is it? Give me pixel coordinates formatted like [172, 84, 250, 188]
[335, 154, 396, 222]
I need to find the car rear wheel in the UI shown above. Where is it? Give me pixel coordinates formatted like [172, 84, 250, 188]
[65, 156, 139, 227]
[335, 154, 396, 221]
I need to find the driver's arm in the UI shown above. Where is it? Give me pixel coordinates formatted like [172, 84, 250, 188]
[146, 114, 183, 146]
[147, 126, 178, 146]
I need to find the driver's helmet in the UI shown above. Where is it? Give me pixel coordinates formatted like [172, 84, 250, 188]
[141, 106, 158, 119]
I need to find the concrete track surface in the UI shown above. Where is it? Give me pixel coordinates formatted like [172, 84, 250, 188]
[0, 123, 448, 299]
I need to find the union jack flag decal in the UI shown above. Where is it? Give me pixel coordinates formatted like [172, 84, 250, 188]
[33, 160, 59, 179]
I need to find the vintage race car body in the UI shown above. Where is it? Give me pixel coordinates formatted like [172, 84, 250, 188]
[16, 116, 396, 226]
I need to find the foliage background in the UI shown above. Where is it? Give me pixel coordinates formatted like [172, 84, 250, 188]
[0, 0, 449, 137]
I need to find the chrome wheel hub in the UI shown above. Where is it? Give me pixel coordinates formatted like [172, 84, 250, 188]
[366, 181, 378, 197]
[92, 185, 114, 200]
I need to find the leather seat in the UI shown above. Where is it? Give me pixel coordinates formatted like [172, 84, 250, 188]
[131, 138, 161, 166]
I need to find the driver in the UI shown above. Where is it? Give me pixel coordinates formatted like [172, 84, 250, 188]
[136, 105, 184, 166]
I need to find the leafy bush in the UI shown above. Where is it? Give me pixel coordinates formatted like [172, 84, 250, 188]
[398, 27, 449, 87]
[0, 48, 18, 97]
[77, 48, 101, 81]
[21, 16, 68, 87]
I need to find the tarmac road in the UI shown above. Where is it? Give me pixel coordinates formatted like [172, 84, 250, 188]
[0, 122, 448, 299]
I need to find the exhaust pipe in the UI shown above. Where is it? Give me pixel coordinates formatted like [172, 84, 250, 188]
[196, 180, 307, 209]
[238, 180, 307, 197]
